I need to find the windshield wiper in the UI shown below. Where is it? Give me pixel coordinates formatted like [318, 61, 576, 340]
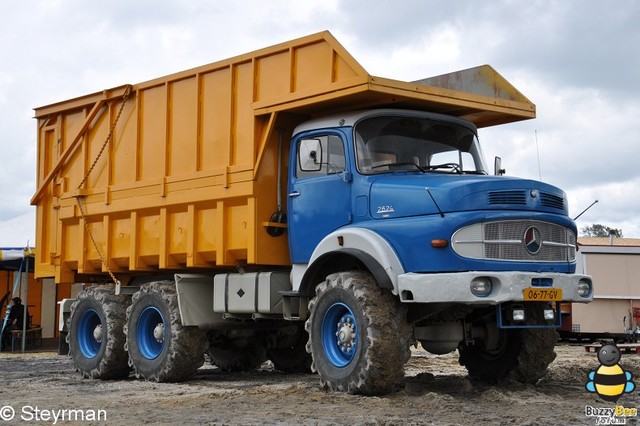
[370, 162, 427, 173]
[425, 163, 463, 174]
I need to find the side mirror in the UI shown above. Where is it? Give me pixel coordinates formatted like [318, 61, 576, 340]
[299, 139, 323, 171]
[494, 156, 506, 176]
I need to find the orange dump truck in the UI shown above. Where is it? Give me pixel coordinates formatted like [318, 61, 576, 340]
[33, 31, 592, 394]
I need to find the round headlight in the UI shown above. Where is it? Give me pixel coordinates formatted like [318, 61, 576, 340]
[470, 277, 492, 297]
[577, 279, 592, 297]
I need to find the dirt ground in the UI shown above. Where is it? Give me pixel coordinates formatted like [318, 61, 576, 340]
[1, 344, 639, 425]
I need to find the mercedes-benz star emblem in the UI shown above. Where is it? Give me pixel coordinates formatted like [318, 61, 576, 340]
[523, 226, 542, 255]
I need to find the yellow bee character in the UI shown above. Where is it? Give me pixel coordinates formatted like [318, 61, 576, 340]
[586, 344, 635, 402]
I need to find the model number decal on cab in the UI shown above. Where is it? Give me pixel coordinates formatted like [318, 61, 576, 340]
[376, 205, 395, 214]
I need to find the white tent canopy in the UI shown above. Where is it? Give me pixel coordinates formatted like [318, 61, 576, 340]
[0, 210, 35, 353]
[0, 210, 35, 261]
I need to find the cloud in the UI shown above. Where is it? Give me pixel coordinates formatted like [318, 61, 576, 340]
[571, 178, 640, 237]
[482, 80, 640, 185]
[0, 0, 639, 238]
[486, 0, 640, 97]
[341, 0, 640, 96]
[479, 74, 640, 236]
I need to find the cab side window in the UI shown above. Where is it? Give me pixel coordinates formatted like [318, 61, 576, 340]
[296, 135, 345, 179]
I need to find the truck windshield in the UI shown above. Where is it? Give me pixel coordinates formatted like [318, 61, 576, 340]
[354, 115, 487, 175]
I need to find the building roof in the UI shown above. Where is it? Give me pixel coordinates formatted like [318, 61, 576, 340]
[578, 237, 640, 247]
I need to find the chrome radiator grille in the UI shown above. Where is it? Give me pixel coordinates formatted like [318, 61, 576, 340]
[452, 220, 576, 262]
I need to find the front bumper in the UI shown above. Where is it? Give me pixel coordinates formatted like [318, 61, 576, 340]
[397, 271, 593, 304]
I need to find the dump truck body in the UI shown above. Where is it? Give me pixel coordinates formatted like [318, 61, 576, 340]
[33, 31, 592, 394]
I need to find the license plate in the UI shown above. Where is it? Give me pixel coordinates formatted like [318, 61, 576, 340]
[523, 288, 562, 301]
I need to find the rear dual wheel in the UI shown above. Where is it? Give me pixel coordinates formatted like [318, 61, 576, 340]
[125, 281, 207, 382]
[67, 286, 130, 379]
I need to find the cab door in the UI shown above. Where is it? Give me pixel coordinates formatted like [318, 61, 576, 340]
[287, 132, 352, 263]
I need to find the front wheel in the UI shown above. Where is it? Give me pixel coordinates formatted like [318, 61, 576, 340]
[459, 304, 558, 383]
[306, 272, 411, 395]
[125, 281, 206, 382]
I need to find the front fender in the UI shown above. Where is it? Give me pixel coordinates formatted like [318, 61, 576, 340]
[297, 227, 405, 295]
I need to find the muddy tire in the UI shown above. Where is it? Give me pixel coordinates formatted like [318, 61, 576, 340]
[125, 281, 207, 382]
[268, 323, 312, 373]
[459, 304, 558, 384]
[207, 333, 268, 372]
[511, 327, 558, 383]
[67, 286, 131, 379]
[306, 271, 412, 395]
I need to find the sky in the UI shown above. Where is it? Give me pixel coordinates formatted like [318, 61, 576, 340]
[1, 0, 639, 236]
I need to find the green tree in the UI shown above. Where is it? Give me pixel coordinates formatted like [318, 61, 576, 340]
[580, 223, 623, 238]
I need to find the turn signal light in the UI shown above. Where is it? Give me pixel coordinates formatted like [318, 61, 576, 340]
[431, 239, 448, 248]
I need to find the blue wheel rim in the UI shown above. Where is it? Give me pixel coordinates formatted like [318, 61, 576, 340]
[78, 308, 102, 359]
[137, 306, 165, 360]
[321, 302, 358, 367]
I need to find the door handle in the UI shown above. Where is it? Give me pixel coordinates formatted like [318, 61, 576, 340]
[288, 191, 301, 198]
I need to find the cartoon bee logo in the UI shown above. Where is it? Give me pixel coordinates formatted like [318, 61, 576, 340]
[586, 344, 635, 402]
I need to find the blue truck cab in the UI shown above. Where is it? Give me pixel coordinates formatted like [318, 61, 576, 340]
[287, 108, 593, 391]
